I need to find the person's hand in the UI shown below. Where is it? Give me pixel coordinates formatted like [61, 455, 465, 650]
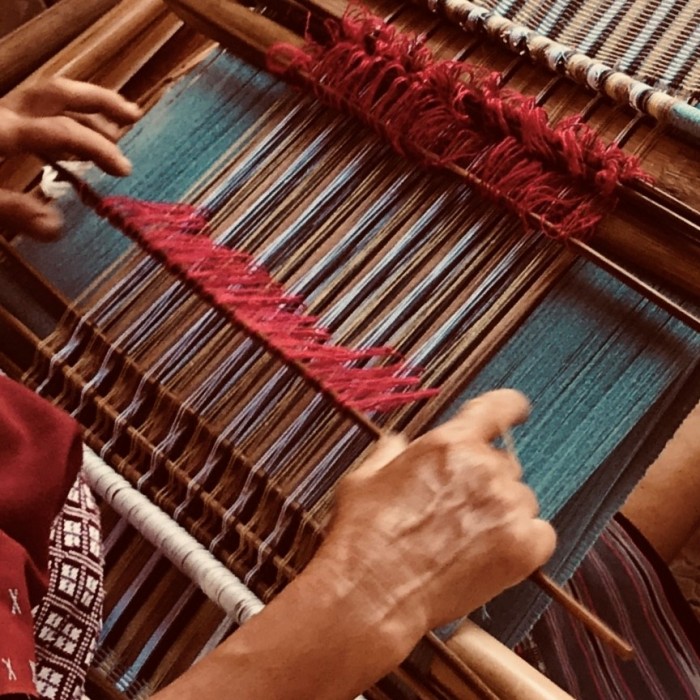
[152, 391, 557, 700]
[318, 389, 556, 656]
[0, 77, 142, 240]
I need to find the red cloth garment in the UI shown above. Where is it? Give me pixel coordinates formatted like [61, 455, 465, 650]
[0, 376, 82, 697]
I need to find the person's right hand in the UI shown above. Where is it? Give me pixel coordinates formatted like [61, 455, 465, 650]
[318, 389, 556, 659]
[151, 389, 557, 700]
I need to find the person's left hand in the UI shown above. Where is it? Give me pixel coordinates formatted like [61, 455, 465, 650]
[0, 77, 142, 240]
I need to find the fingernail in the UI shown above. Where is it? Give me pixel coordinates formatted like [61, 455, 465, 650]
[117, 156, 133, 176]
[128, 101, 144, 118]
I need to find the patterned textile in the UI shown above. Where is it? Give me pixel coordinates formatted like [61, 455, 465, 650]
[518, 515, 700, 699]
[474, 0, 700, 94]
[0, 375, 83, 697]
[0, 369, 102, 699]
[34, 473, 103, 700]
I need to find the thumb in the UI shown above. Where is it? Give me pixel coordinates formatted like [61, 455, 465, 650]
[0, 189, 63, 240]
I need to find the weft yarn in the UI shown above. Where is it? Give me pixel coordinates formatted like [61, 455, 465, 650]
[55, 164, 437, 416]
[267, 5, 650, 241]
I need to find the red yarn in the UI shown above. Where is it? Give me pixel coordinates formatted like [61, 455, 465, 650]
[267, 5, 651, 240]
[70, 180, 438, 414]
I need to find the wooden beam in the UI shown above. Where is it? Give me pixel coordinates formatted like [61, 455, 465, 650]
[0, 0, 121, 94]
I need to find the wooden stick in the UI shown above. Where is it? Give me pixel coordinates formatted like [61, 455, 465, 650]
[33, 0, 170, 84]
[532, 571, 633, 660]
[0, 0, 121, 95]
[436, 621, 577, 700]
[88, 12, 184, 92]
[570, 239, 700, 333]
[391, 666, 442, 700]
[504, 430, 633, 662]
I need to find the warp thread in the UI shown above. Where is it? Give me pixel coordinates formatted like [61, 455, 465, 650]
[267, 5, 651, 240]
[56, 164, 437, 414]
[49, 8, 650, 411]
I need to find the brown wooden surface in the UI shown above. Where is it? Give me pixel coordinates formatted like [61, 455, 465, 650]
[0, 0, 121, 94]
[0, 0, 46, 39]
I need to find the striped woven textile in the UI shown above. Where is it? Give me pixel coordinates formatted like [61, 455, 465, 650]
[518, 515, 700, 699]
[474, 0, 700, 95]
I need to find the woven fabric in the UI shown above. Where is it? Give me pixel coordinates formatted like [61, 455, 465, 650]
[474, 0, 700, 95]
[518, 515, 700, 699]
[34, 472, 103, 700]
[18, 50, 699, 645]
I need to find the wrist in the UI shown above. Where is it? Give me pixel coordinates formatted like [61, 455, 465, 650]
[309, 536, 429, 667]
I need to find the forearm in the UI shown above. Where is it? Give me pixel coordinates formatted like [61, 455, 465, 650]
[152, 549, 423, 700]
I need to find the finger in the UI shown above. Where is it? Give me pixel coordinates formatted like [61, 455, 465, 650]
[454, 389, 531, 442]
[0, 189, 63, 240]
[6, 78, 142, 124]
[67, 112, 121, 142]
[525, 519, 557, 571]
[14, 114, 132, 176]
[355, 434, 408, 476]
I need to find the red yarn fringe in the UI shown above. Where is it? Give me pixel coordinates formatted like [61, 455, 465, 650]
[267, 5, 650, 240]
[77, 188, 438, 414]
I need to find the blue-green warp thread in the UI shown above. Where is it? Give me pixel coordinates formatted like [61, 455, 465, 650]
[440, 260, 699, 644]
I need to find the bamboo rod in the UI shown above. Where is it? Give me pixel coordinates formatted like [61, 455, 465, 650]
[435, 621, 576, 700]
[31, 0, 170, 84]
[165, 0, 303, 68]
[0, 0, 121, 95]
[88, 12, 184, 92]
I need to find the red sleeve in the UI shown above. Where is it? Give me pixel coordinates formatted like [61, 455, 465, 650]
[0, 376, 83, 697]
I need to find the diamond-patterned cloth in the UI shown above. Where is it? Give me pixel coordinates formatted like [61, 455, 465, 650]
[33, 473, 103, 700]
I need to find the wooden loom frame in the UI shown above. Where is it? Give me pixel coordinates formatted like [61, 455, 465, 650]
[0, 2, 696, 697]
